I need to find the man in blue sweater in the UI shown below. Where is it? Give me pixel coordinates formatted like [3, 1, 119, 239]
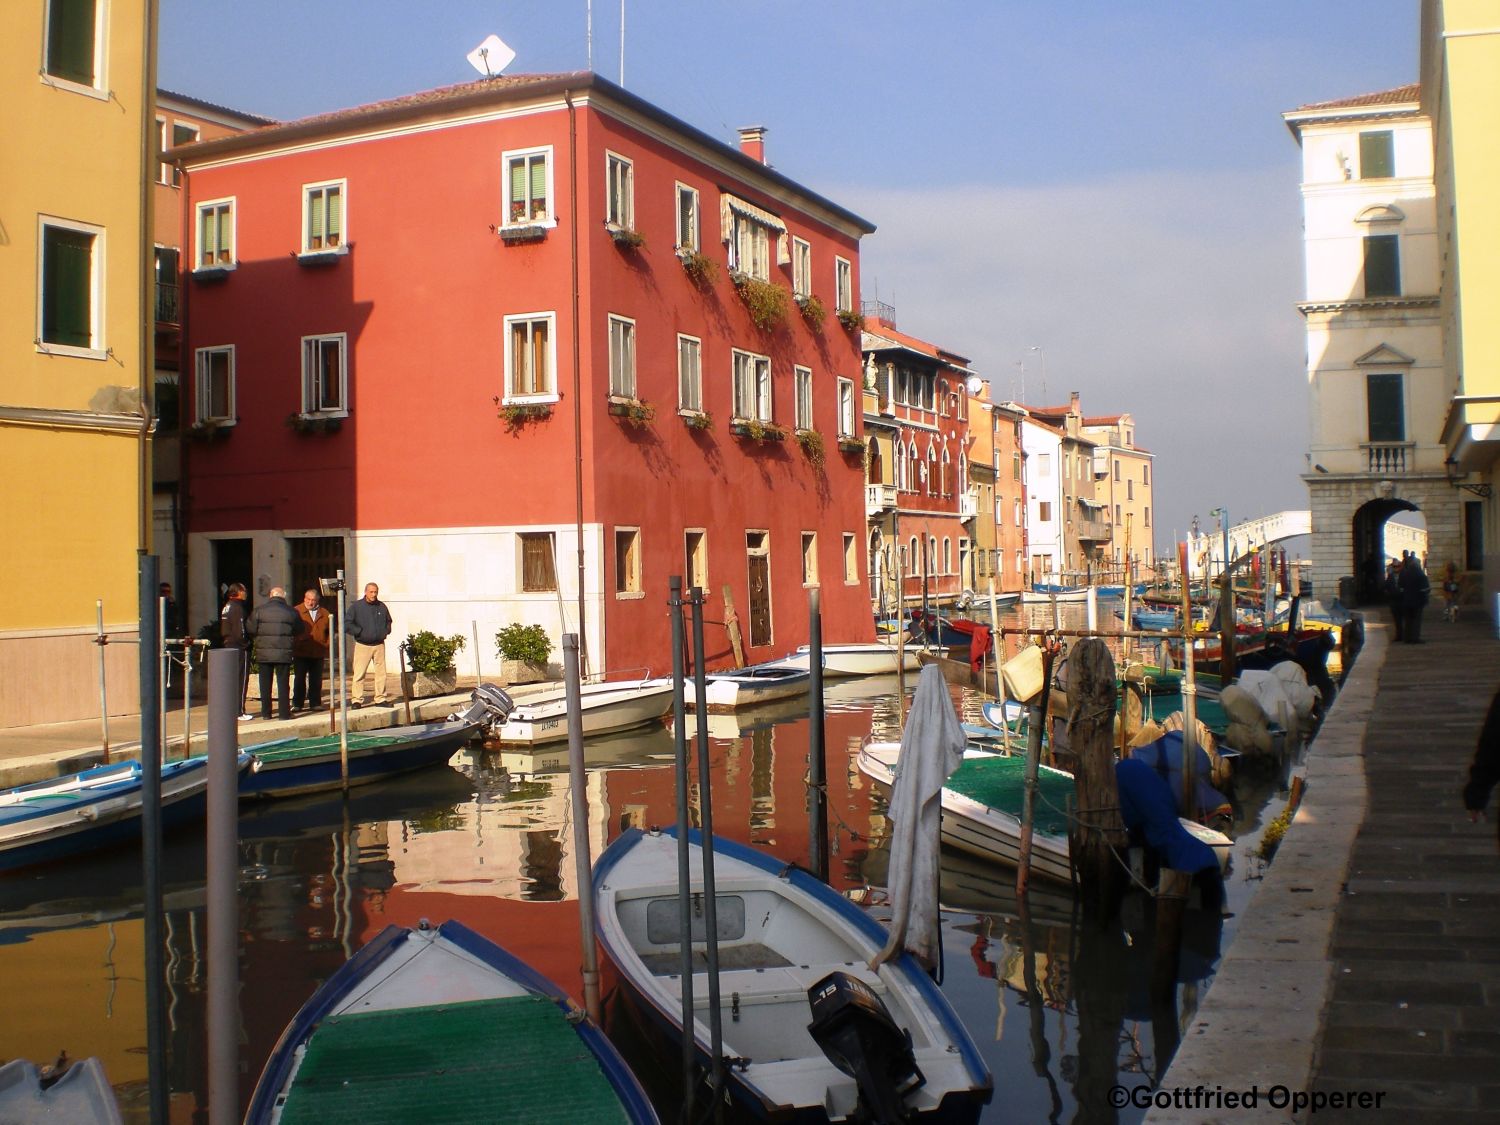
[346, 582, 393, 706]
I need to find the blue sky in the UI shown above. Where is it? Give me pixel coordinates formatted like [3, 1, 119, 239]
[160, 1, 1418, 550]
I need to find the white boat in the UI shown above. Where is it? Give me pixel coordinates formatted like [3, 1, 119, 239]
[1018, 585, 1090, 605]
[780, 640, 923, 677]
[858, 743, 1231, 885]
[490, 677, 674, 745]
[0, 1058, 122, 1124]
[684, 662, 811, 711]
[593, 827, 992, 1122]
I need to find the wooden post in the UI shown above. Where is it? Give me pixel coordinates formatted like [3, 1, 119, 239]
[721, 585, 745, 668]
[1150, 867, 1192, 1075]
[1067, 638, 1128, 916]
[1218, 571, 1236, 682]
[1177, 544, 1199, 817]
[1016, 644, 1058, 898]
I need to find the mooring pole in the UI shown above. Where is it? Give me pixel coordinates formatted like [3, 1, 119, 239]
[336, 569, 349, 791]
[97, 599, 111, 760]
[1016, 644, 1057, 899]
[1068, 639, 1128, 918]
[562, 634, 601, 1023]
[689, 588, 724, 1114]
[895, 546, 907, 725]
[139, 556, 168, 1125]
[207, 649, 240, 1123]
[668, 577, 696, 1119]
[807, 586, 829, 883]
[1178, 543, 1199, 818]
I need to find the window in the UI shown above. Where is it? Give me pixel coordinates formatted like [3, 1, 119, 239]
[728, 211, 771, 280]
[1037, 453, 1051, 477]
[1013, 451, 1022, 480]
[1127, 480, 1134, 500]
[520, 532, 557, 592]
[504, 148, 551, 224]
[1038, 501, 1052, 522]
[835, 257, 853, 313]
[792, 237, 812, 299]
[837, 378, 856, 438]
[801, 532, 818, 586]
[154, 247, 179, 324]
[38, 219, 100, 354]
[615, 528, 642, 595]
[1366, 373, 1405, 442]
[156, 120, 169, 184]
[303, 181, 345, 253]
[1143, 464, 1150, 485]
[1115, 504, 1122, 523]
[163, 122, 197, 186]
[608, 315, 636, 398]
[195, 199, 234, 269]
[732, 349, 772, 422]
[1363, 235, 1400, 297]
[301, 334, 347, 415]
[1144, 507, 1150, 528]
[745, 531, 772, 648]
[685, 530, 708, 592]
[678, 334, 702, 412]
[504, 313, 555, 400]
[194, 346, 234, 423]
[675, 184, 699, 250]
[1359, 130, 1394, 179]
[44, 0, 100, 88]
[1014, 499, 1021, 525]
[1113, 460, 1120, 481]
[606, 152, 634, 229]
[843, 533, 857, 585]
[794, 366, 813, 431]
[943, 537, 952, 574]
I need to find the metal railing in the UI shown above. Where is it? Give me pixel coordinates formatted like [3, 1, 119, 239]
[155, 281, 180, 325]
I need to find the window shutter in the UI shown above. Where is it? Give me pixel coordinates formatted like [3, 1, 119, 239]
[1363, 235, 1400, 297]
[1366, 373, 1405, 442]
[530, 158, 546, 206]
[42, 227, 93, 347]
[308, 193, 324, 246]
[509, 160, 525, 206]
[327, 189, 341, 241]
[1359, 131, 1394, 179]
[47, 0, 96, 84]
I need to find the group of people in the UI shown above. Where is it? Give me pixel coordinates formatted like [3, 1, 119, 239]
[220, 582, 394, 721]
[1382, 552, 1432, 644]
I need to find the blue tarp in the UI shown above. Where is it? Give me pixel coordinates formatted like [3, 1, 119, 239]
[1131, 730, 1231, 821]
[1115, 758, 1220, 874]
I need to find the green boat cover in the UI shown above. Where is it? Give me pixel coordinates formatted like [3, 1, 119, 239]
[943, 754, 1073, 839]
[276, 995, 634, 1125]
[1140, 691, 1229, 736]
[252, 732, 405, 764]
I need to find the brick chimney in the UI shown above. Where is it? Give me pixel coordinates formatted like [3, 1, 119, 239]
[737, 126, 767, 163]
[1069, 390, 1081, 415]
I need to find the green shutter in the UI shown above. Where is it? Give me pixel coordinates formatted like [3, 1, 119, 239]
[308, 192, 324, 246]
[42, 226, 93, 348]
[327, 189, 341, 243]
[1363, 235, 1400, 297]
[1366, 374, 1405, 442]
[530, 157, 546, 208]
[1359, 131, 1394, 179]
[46, 0, 96, 85]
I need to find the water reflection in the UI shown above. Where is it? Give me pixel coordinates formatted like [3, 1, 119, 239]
[0, 674, 1248, 1124]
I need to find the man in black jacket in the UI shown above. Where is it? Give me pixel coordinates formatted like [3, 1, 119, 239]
[247, 586, 305, 721]
[220, 583, 251, 719]
[346, 582, 393, 706]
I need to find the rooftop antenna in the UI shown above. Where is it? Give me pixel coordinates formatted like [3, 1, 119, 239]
[466, 33, 516, 79]
[619, 0, 626, 86]
[586, 0, 593, 72]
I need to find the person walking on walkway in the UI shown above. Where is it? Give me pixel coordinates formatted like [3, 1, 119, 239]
[248, 587, 305, 721]
[1398, 554, 1430, 644]
[293, 587, 330, 712]
[1462, 687, 1500, 850]
[220, 583, 252, 720]
[347, 582, 393, 706]
[1384, 557, 1405, 642]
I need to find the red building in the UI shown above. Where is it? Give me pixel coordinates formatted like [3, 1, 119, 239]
[173, 73, 875, 673]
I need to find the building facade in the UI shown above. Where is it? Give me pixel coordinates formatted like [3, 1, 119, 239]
[966, 387, 1028, 596]
[175, 73, 874, 674]
[1020, 394, 1107, 583]
[1284, 83, 1460, 604]
[1423, 0, 1500, 612]
[1082, 412, 1156, 578]
[1, 0, 155, 728]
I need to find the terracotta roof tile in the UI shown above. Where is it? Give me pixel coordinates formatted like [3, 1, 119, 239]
[1289, 83, 1419, 113]
[1082, 414, 1123, 426]
[863, 320, 971, 368]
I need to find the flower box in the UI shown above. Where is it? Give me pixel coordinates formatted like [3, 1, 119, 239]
[285, 413, 343, 435]
[500, 224, 548, 245]
[608, 226, 646, 250]
[837, 437, 865, 455]
[730, 419, 787, 443]
[501, 658, 551, 686]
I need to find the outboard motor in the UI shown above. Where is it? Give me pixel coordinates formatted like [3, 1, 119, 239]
[450, 683, 515, 734]
[806, 971, 924, 1124]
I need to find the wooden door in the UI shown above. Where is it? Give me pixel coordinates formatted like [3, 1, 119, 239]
[746, 532, 771, 648]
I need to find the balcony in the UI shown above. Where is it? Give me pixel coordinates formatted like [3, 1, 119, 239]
[958, 489, 979, 521]
[1076, 516, 1111, 542]
[154, 281, 179, 325]
[866, 483, 896, 516]
[1362, 441, 1414, 474]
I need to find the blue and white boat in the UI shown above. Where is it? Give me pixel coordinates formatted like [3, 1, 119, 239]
[683, 660, 811, 711]
[245, 919, 658, 1125]
[0, 753, 250, 872]
[241, 719, 480, 799]
[594, 827, 992, 1122]
[1115, 605, 1180, 631]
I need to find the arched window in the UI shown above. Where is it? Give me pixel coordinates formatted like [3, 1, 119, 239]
[908, 537, 918, 574]
[928, 536, 938, 574]
[943, 537, 952, 574]
[941, 448, 951, 497]
[893, 439, 905, 491]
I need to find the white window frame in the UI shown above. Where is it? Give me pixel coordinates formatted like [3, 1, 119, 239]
[300, 179, 347, 255]
[300, 333, 349, 417]
[727, 212, 772, 281]
[835, 256, 853, 313]
[36, 215, 105, 359]
[605, 151, 635, 231]
[843, 532, 858, 585]
[502, 312, 558, 404]
[156, 118, 170, 185]
[194, 345, 235, 424]
[614, 526, 643, 598]
[194, 197, 236, 272]
[732, 349, 772, 423]
[675, 183, 699, 252]
[794, 365, 813, 432]
[837, 377, 854, 436]
[41, 0, 107, 98]
[792, 237, 812, 299]
[608, 314, 637, 399]
[677, 333, 703, 413]
[503, 145, 555, 227]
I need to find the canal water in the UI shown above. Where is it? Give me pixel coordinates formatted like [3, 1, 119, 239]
[0, 617, 1303, 1123]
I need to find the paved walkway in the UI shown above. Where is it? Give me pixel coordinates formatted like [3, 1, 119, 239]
[1149, 608, 1499, 1123]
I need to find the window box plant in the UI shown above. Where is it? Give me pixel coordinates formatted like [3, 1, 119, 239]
[495, 398, 554, 432]
[837, 435, 865, 456]
[285, 412, 343, 435]
[729, 418, 788, 443]
[609, 226, 646, 250]
[730, 272, 788, 332]
[495, 623, 555, 685]
[836, 308, 864, 333]
[796, 293, 826, 330]
[680, 409, 713, 432]
[679, 248, 718, 288]
[795, 428, 826, 469]
[499, 223, 548, 245]
[187, 419, 231, 442]
[401, 630, 465, 697]
[607, 397, 656, 427]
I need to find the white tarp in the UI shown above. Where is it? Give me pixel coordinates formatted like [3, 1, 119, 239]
[871, 664, 965, 970]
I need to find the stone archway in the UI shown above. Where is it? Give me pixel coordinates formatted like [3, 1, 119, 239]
[1352, 496, 1419, 604]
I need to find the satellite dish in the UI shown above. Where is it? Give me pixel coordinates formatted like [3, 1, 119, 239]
[466, 34, 516, 78]
[965, 375, 984, 396]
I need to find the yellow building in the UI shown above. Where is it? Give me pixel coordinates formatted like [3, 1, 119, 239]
[1, 0, 156, 727]
[1424, 0, 1500, 610]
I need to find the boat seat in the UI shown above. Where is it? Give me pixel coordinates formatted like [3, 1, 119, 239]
[639, 942, 791, 975]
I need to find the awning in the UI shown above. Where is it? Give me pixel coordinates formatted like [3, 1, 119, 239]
[1079, 497, 1108, 508]
[721, 193, 790, 264]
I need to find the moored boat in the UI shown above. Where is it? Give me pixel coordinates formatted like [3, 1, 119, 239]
[245, 918, 658, 1125]
[491, 676, 674, 745]
[684, 661, 811, 712]
[593, 827, 992, 1123]
[241, 719, 480, 799]
[1019, 584, 1090, 604]
[782, 640, 922, 677]
[0, 1057, 122, 1124]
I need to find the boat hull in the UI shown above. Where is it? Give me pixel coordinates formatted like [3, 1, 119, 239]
[684, 666, 811, 711]
[240, 720, 475, 799]
[492, 680, 673, 745]
[783, 641, 922, 677]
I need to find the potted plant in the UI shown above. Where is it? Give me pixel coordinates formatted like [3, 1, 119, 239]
[679, 248, 718, 287]
[608, 398, 656, 428]
[495, 396, 554, 432]
[402, 630, 466, 697]
[681, 409, 713, 432]
[837, 307, 864, 333]
[730, 418, 788, 443]
[796, 293, 826, 329]
[837, 435, 865, 455]
[609, 226, 646, 250]
[285, 412, 343, 435]
[730, 272, 788, 332]
[495, 623, 554, 685]
[795, 428, 826, 469]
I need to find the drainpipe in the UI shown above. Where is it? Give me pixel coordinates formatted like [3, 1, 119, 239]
[565, 90, 588, 676]
[138, 0, 160, 555]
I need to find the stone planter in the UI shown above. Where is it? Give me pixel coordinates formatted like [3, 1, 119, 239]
[500, 658, 549, 685]
[402, 668, 458, 698]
